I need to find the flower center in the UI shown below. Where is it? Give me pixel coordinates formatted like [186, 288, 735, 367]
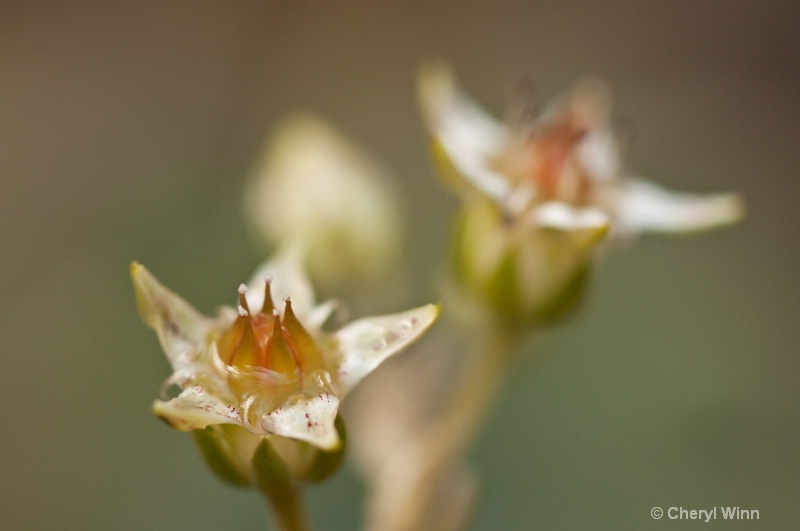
[502, 114, 593, 211]
[216, 279, 327, 410]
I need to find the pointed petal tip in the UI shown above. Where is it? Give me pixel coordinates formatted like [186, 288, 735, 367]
[418, 58, 454, 88]
[316, 433, 343, 453]
[712, 192, 746, 226]
[418, 59, 456, 119]
[130, 261, 150, 287]
[617, 179, 746, 234]
[130, 262, 213, 368]
[673, 191, 745, 234]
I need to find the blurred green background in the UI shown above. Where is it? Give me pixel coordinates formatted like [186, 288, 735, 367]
[2, 1, 798, 529]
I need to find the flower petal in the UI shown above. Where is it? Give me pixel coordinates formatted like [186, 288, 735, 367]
[576, 127, 620, 183]
[303, 300, 339, 331]
[529, 202, 612, 262]
[245, 245, 316, 319]
[260, 393, 341, 451]
[614, 178, 745, 234]
[531, 201, 611, 234]
[331, 304, 440, 397]
[419, 61, 511, 202]
[131, 263, 215, 370]
[153, 386, 242, 431]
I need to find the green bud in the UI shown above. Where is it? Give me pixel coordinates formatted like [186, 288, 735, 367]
[452, 199, 606, 328]
[193, 424, 259, 488]
[297, 415, 347, 483]
[252, 438, 294, 496]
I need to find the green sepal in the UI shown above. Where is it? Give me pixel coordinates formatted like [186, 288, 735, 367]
[533, 263, 591, 325]
[193, 425, 252, 488]
[485, 248, 521, 320]
[252, 438, 294, 496]
[297, 415, 347, 484]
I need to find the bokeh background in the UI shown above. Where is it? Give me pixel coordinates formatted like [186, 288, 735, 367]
[2, 1, 799, 529]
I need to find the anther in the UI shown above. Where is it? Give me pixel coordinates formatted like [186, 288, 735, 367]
[237, 284, 251, 315]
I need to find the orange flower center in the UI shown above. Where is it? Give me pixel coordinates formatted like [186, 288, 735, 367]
[216, 280, 327, 412]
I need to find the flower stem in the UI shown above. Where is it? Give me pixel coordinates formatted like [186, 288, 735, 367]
[263, 487, 309, 531]
[431, 325, 517, 459]
[396, 324, 519, 530]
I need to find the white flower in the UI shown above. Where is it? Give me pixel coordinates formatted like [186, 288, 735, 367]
[418, 61, 744, 322]
[132, 248, 439, 451]
[419, 62, 743, 236]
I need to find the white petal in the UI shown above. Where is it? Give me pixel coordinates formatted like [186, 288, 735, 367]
[614, 178, 745, 234]
[303, 300, 339, 331]
[331, 304, 440, 397]
[440, 140, 512, 202]
[245, 246, 316, 319]
[153, 386, 242, 431]
[576, 128, 620, 183]
[531, 201, 611, 233]
[419, 61, 511, 202]
[131, 263, 215, 370]
[419, 61, 507, 156]
[260, 393, 341, 450]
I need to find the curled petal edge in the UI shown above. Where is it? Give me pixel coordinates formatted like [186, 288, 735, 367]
[153, 386, 242, 431]
[260, 393, 341, 451]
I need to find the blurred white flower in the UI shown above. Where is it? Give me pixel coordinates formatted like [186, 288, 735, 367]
[132, 248, 438, 451]
[419, 61, 744, 323]
[245, 114, 404, 290]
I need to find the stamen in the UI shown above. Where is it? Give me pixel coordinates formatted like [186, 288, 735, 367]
[237, 284, 251, 315]
[262, 274, 276, 315]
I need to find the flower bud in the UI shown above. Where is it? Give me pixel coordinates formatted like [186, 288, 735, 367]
[193, 424, 259, 487]
[245, 113, 404, 290]
[192, 419, 347, 492]
[453, 197, 608, 326]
